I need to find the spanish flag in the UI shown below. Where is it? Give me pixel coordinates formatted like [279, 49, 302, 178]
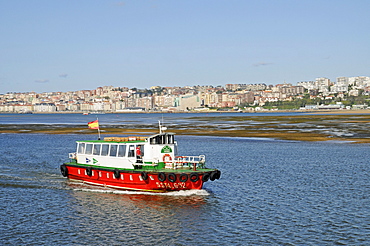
[88, 120, 99, 129]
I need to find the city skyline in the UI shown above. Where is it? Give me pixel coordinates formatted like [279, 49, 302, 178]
[2, 75, 370, 114]
[1, 0, 370, 94]
[1, 74, 367, 95]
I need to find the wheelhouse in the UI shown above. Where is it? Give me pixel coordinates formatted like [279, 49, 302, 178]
[71, 133, 179, 170]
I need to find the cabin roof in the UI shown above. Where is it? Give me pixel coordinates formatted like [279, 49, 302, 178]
[76, 140, 146, 143]
[75, 132, 176, 144]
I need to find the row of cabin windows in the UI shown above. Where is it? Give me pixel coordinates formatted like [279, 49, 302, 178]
[77, 143, 143, 157]
[149, 134, 174, 145]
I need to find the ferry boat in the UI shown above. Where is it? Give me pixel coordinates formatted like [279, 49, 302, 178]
[60, 123, 221, 192]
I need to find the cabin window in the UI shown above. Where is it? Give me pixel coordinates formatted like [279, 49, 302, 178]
[85, 144, 93, 155]
[128, 145, 135, 157]
[93, 144, 101, 155]
[77, 143, 85, 154]
[110, 144, 118, 157]
[101, 144, 109, 156]
[117, 145, 126, 157]
[150, 135, 162, 144]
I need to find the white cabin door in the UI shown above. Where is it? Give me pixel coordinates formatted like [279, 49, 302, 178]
[127, 145, 136, 165]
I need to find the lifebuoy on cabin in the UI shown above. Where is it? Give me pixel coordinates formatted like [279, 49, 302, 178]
[162, 154, 172, 163]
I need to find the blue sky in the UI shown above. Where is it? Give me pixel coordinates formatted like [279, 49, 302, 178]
[1, 0, 370, 93]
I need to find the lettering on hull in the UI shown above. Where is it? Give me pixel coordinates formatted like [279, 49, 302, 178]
[155, 182, 187, 189]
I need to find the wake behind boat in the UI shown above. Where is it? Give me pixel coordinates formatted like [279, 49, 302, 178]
[60, 122, 221, 192]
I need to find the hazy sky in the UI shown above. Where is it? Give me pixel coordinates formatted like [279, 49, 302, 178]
[1, 0, 369, 93]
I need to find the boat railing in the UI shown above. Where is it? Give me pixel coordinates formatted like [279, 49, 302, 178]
[134, 157, 159, 167]
[166, 155, 206, 169]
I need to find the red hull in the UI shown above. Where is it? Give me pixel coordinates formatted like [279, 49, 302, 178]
[63, 165, 206, 192]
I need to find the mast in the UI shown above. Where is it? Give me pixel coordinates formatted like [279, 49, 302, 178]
[158, 120, 167, 134]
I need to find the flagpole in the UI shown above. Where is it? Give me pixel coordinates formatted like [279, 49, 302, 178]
[97, 117, 101, 140]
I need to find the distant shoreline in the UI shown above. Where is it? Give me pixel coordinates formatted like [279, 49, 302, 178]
[304, 109, 370, 114]
[2, 109, 370, 115]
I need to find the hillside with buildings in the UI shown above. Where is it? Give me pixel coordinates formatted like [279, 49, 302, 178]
[1, 76, 370, 113]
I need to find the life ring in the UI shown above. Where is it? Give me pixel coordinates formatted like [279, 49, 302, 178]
[141, 172, 148, 181]
[158, 172, 166, 182]
[60, 164, 68, 177]
[86, 167, 92, 176]
[114, 169, 120, 179]
[202, 172, 210, 182]
[189, 173, 199, 182]
[167, 173, 176, 183]
[179, 173, 188, 182]
[162, 154, 172, 163]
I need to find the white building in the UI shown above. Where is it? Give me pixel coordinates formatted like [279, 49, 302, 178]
[33, 103, 57, 112]
[297, 81, 316, 90]
[174, 94, 201, 110]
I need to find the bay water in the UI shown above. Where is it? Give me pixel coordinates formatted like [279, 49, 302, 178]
[0, 114, 369, 245]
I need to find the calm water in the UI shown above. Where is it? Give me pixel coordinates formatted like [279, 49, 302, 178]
[0, 114, 369, 245]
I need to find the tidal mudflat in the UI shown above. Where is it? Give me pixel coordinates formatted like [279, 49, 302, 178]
[2, 112, 370, 143]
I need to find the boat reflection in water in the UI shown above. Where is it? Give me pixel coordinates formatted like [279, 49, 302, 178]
[64, 182, 209, 244]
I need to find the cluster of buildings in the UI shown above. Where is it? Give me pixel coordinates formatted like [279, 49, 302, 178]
[1, 76, 370, 113]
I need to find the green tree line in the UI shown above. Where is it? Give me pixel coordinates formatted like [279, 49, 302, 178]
[255, 92, 370, 110]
